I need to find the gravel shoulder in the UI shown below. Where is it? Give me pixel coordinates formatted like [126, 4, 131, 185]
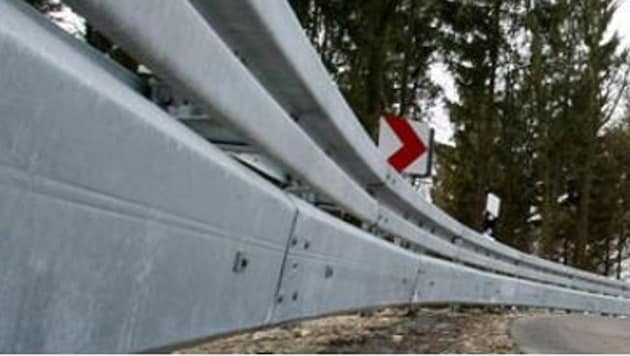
[176, 307, 528, 353]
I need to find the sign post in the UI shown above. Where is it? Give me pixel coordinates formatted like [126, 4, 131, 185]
[482, 192, 501, 238]
[378, 113, 434, 177]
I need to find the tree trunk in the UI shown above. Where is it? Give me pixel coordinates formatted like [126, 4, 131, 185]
[575, 148, 594, 269]
[365, 0, 398, 135]
[617, 224, 626, 280]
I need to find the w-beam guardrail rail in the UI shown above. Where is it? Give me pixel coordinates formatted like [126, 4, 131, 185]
[1, 0, 629, 352]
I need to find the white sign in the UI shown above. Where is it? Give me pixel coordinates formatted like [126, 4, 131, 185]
[485, 193, 501, 219]
[378, 114, 433, 177]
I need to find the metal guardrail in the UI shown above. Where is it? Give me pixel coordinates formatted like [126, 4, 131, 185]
[65, 0, 630, 297]
[0, 0, 629, 352]
[188, 0, 630, 296]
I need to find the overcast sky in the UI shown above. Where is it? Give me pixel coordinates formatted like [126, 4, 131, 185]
[430, 0, 630, 144]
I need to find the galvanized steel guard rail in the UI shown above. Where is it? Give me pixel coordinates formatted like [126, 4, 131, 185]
[0, 0, 628, 352]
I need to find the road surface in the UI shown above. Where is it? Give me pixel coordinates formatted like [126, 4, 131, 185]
[511, 314, 630, 353]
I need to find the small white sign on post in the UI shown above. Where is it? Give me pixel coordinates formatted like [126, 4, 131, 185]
[485, 193, 501, 219]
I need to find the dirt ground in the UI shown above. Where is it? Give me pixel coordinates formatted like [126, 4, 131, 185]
[175, 307, 529, 354]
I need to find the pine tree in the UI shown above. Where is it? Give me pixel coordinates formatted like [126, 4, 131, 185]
[289, 0, 441, 133]
[571, 0, 626, 269]
[435, 0, 534, 250]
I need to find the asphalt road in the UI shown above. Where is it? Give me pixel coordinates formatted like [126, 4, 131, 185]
[511, 314, 630, 353]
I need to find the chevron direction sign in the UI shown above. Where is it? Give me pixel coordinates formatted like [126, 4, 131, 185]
[378, 113, 434, 177]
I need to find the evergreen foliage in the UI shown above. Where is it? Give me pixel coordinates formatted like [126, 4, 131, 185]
[291, 0, 630, 276]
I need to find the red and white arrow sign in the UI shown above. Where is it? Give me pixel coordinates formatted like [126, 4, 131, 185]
[378, 114, 433, 176]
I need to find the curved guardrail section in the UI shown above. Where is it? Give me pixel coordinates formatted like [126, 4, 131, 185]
[69, 0, 629, 296]
[187, 0, 630, 295]
[0, 3, 297, 350]
[1, 0, 629, 352]
[65, 0, 379, 225]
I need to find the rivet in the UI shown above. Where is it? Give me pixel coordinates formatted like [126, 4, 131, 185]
[232, 251, 248, 273]
[325, 265, 334, 278]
